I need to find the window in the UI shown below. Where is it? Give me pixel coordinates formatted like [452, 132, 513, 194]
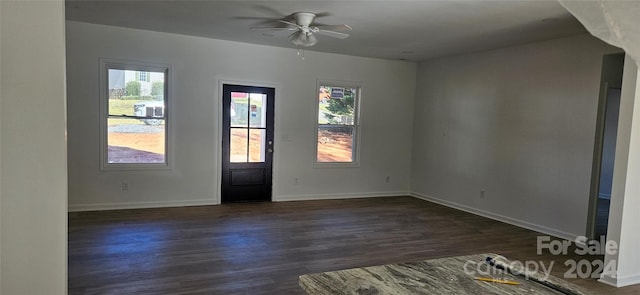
[315, 82, 360, 166]
[137, 71, 150, 82]
[101, 60, 169, 169]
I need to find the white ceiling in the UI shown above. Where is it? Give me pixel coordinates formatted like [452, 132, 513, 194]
[65, 0, 588, 62]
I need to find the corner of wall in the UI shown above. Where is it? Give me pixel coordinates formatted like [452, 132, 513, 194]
[409, 35, 619, 239]
[409, 192, 580, 241]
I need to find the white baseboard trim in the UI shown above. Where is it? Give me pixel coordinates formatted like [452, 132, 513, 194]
[599, 273, 640, 287]
[409, 192, 578, 241]
[69, 192, 410, 211]
[68, 198, 219, 212]
[599, 274, 618, 287]
[274, 191, 409, 202]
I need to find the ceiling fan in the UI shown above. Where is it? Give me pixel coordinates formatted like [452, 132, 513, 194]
[251, 12, 352, 47]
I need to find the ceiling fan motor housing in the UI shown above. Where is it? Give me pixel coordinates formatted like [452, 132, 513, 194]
[294, 12, 316, 27]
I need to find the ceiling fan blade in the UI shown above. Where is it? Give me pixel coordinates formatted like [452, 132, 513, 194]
[315, 24, 352, 32]
[253, 5, 287, 18]
[251, 26, 298, 31]
[234, 17, 282, 27]
[314, 12, 332, 18]
[277, 19, 302, 29]
[315, 30, 350, 39]
[234, 16, 275, 21]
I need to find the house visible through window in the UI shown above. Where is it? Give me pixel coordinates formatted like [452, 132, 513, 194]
[137, 71, 150, 82]
[315, 83, 360, 166]
[102, 61, 168, 168]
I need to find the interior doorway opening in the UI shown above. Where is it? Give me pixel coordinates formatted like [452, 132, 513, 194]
[587, 53, 625, 239]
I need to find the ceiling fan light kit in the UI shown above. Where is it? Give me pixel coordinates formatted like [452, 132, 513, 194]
[290, 30, 318, 47]
[251, 12, 352, 48]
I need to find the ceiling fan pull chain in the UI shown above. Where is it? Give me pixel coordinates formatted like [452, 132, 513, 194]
[296, 47, 306, 60]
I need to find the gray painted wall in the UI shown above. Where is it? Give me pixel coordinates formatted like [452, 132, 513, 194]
[411, 34, 620, 238]
[65, 21, 416, 210]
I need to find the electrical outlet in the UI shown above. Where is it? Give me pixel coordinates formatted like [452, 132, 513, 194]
[385, 176, 391, 183]
[294, 178, 299, 185]
[122, 182, 129, 191]
[480, 190, 485, 198]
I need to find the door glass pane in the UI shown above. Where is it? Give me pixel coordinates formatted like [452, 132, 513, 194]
[230, 128, 248, 162]
[231, 92, 248, 127]
[249, 129, 266, 163]
[249, 93, 267, 128]
[107, 117, 165, 164]
[317, 126, 353, 162]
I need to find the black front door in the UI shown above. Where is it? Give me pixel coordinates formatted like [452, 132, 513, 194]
[221, 84, 274, 202]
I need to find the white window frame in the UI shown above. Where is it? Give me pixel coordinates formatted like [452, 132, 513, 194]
[314, 80, 361, 168]
[99, 59, 171, 171]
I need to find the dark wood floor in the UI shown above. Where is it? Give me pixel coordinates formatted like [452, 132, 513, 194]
[68, 196, 640, 294]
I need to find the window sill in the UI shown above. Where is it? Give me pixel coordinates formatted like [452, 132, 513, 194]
[313, 162, 360, 169]
[101, 163, 171, 171]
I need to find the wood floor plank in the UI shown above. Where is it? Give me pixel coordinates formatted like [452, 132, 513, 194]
[68, 196, 638, 294]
